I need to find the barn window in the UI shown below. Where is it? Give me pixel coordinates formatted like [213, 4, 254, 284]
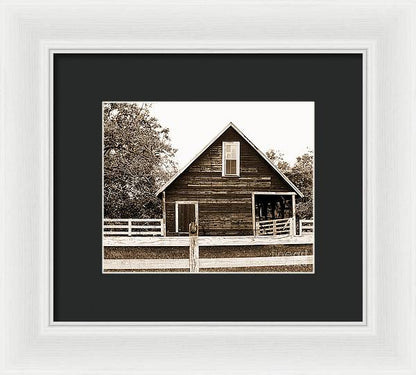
[222, 141, 240, 176]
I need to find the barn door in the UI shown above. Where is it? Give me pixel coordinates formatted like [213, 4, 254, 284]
[176, 202, 198, 233]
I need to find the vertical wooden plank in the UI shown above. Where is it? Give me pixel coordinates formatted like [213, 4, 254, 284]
[162, 192, 166, 237]
[194, 203, 199, 227]
[236, 141, 240, 176]
[189, 222, 199, 272]
[159, 219, 163, 236]
[251, 193, 256, 236]
[128, 219, 132, 236]
[175, 202, 178, 233]
[291, 194, 296, 236]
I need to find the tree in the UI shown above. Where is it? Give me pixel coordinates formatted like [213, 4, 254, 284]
[266, 149, 291, 174]
[288, 150, 313, 219]
[104, 103, 177, 218]
[266, 149, 314, 220]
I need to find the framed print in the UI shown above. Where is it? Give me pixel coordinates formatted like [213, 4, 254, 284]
[1, 0, 415, 374]
[53, 53, 362, 322]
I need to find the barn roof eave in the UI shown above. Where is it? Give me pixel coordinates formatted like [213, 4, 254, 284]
[156, 122, 304, 198]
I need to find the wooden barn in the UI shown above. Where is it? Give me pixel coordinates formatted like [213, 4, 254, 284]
[156, 122, 303, 236]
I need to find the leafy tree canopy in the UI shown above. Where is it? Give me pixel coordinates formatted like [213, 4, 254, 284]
[104, 103, 177, 218]
[265, 149, 291, 174]
[266, 149, 314, 220]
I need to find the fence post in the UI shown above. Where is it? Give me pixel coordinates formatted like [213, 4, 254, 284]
[189, 222, 199, 273]
[292, 194, 297, 235]
[160, 219, 165, 237]
[299, 220, 303, 236]
[128, 219, 132, 236]
[273, 220, 277, 236]
[162, 192, 167, 237]
[290, 218, 295, 237]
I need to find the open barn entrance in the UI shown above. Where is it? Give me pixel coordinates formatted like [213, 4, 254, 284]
[252, 193, 296, 236]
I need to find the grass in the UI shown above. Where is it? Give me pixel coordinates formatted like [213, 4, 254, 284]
[104, 244, 313, 259]
[104, 265, 313, 273]
[103, 244, 313, 273]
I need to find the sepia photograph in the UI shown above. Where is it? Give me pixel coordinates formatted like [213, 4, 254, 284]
[103, 101, 314, 273]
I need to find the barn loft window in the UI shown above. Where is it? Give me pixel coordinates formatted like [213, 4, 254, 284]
[222, 141, 240, 176]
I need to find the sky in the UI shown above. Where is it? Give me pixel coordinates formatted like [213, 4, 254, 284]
[146, 102, 314, 169]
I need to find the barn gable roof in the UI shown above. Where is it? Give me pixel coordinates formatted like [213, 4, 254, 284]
[156, 122, 304, 197]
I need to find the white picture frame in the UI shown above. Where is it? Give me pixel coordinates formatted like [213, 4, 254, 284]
[1, 0, 415, 373]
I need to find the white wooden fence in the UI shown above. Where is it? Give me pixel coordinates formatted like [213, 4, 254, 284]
[256, 218, 293, 236]
[104, 222, 313, 273]
[299, 219, 314, 236]
[103, 218, 313, 238]
[103, 219, 163, 237]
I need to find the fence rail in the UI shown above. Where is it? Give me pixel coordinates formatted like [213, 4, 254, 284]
[299, 219, 314, 236]
[256, 218, 293, 236]
[103, 235, 313, 247]
[104, 255, 313, 271]
[103, 219, 163, 237]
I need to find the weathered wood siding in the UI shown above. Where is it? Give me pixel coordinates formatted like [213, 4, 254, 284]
[164, 127, 296, 236]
